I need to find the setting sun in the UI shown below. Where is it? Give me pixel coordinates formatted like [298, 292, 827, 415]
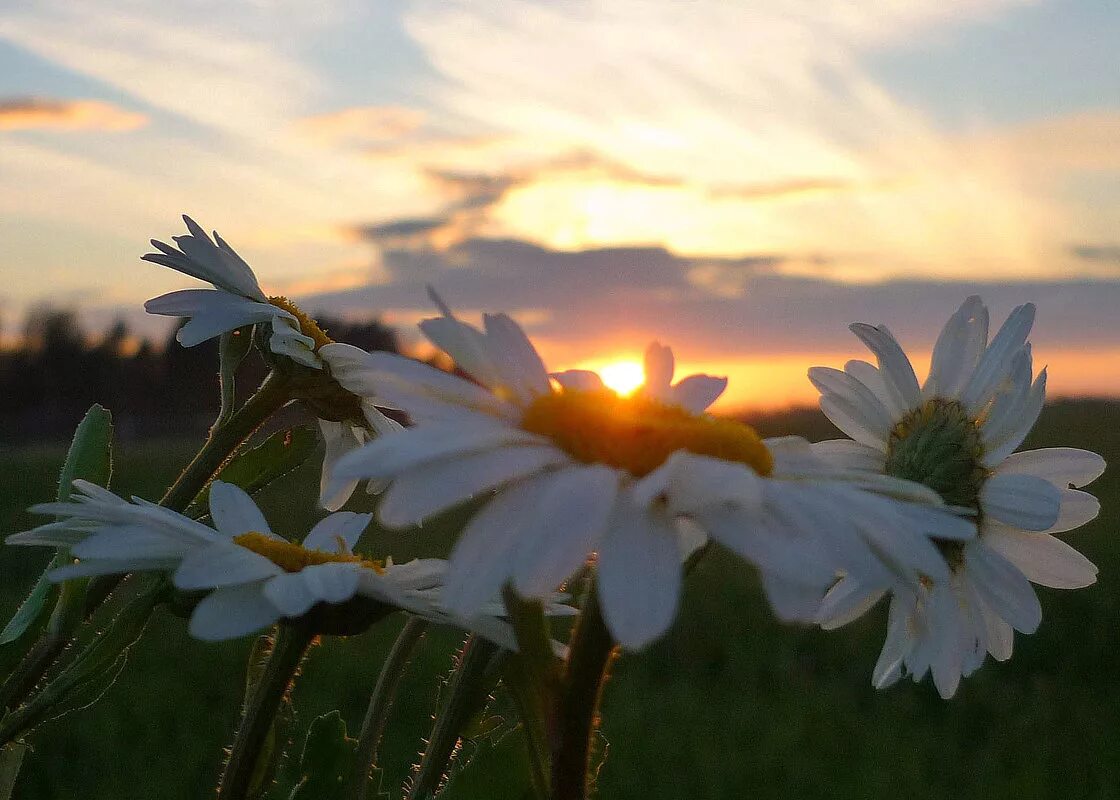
[599, 360, 646, 396]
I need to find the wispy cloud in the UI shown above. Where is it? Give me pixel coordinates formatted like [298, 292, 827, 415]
[296, 105, 427, 146]
[0, 97, 146, 131]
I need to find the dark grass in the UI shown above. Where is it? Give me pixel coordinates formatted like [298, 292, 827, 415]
[0, 400, 1116, 799]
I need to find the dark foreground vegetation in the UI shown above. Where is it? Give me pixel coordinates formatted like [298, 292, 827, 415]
[0, 400, 1115, 799]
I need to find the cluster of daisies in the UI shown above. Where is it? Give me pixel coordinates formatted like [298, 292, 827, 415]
[9, 217, 1106, 699]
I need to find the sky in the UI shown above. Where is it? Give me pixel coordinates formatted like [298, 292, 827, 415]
[0, 0, 1117, 409]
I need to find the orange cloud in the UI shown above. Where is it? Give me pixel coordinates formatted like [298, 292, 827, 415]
[296, 106, 427, 145]
[0, 97, 147, 132]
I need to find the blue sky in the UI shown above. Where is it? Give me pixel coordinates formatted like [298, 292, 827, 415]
[0, 0, 1117, 407]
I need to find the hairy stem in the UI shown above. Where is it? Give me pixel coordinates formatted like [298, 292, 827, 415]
[218, 624, 314, 800]
[347, 618, 428, 800]
[407, 636, 505, 800]
[551, 587, 616, 800]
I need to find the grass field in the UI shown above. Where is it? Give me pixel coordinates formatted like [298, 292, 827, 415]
[0, 401, 1116, 799]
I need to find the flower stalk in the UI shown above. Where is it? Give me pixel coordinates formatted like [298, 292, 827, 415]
[346, 617, 428, 800]
[551, 586, 617, 800]
[218, 623, 315, 800]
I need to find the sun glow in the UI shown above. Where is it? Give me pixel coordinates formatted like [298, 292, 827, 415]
[598, 360, 646, 396]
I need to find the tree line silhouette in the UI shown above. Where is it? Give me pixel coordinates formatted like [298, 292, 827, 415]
[0, 307, 399, 444]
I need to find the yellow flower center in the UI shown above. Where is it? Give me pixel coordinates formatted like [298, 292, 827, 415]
[268, 296, 333, 350]
[233, 532, 384, 574]
[519, 389, 772, 478]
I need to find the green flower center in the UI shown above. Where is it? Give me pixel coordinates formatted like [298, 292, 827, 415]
[883, 398, 987, 567]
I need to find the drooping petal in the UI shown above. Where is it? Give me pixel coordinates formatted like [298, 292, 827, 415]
[964, 542, 1042, 634]
[189, 585, 280, 641]
[808, 367, 894, 434]
[318, 421, 363, 512]
[441, 474, 557, 616]
[512, 466, 619, 597]
[596, 498, 682, 650]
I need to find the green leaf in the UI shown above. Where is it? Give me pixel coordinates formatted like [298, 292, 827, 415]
[0, 743, 27, 800]
[186, 426, 317, 519]
[287, 711, 357, 800]
[0, 573, 55, 647]
[56, 404, 113, 502]
[1, 405, 113, 647]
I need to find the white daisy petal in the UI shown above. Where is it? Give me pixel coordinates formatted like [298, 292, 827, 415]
[808, 367, 893, 433]
[442, 474, 557, 616]
[297, 562, 361, 605]
[923, 296, 985, 399]
[318, 420, 364, 512]
[420, 315, 503, 389]
[262, 571, 319, 617]
[872, 593, 912, 689]
[667, 374, 727, 413]
[189, 585, 280, 641]
[819, 394, 889, 448]
[173, 541, 281, 590]
[983, 526, 1097, 589]
[303, 512, 372, 552]
[333, 423, 546, 481]
[760, 572, 827, 623]
[997, 448, 1107, 488]
[817, 578, 886, 630]
[848, 323, 921, 415]
[551, 370, 605, 392]
[980, 473, 1061, 531]
[964, 543, 1042, 634]
[1045, 489, 1101, 534]
[928, 583, 964, 699]
[483, 313, 552, 400]
[70, 526, 192, 561]
[643, 342, 675, 400]
[596, 499, 681, 650]
[379, 446, 566, 528]
[208, 481, 272, 537]
[981, 368, 1047, 466]
[961, 303, 1035, 413]
[810, 439, 886, 471]
[513, 466, 619, 597]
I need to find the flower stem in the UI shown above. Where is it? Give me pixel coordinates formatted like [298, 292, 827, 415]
[551, 586, 617, 800]
[407, 636, 505, 800]
[218, 624, 314, 800]
[346, 617, 428, 800]
[160, 369, 290, 513]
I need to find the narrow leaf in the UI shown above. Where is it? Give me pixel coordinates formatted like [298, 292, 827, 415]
[1, 405, 113, 647]
[186, 426, 317, 518]
[0, 743, 27, 800]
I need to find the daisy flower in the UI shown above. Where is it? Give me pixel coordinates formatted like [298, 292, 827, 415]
[143, 215, 324, 369]
[7, 480, 560, 645]
[143, 216, 399, 511]
[322, 293, 973, 650]
[809, 296, 1106, 698]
